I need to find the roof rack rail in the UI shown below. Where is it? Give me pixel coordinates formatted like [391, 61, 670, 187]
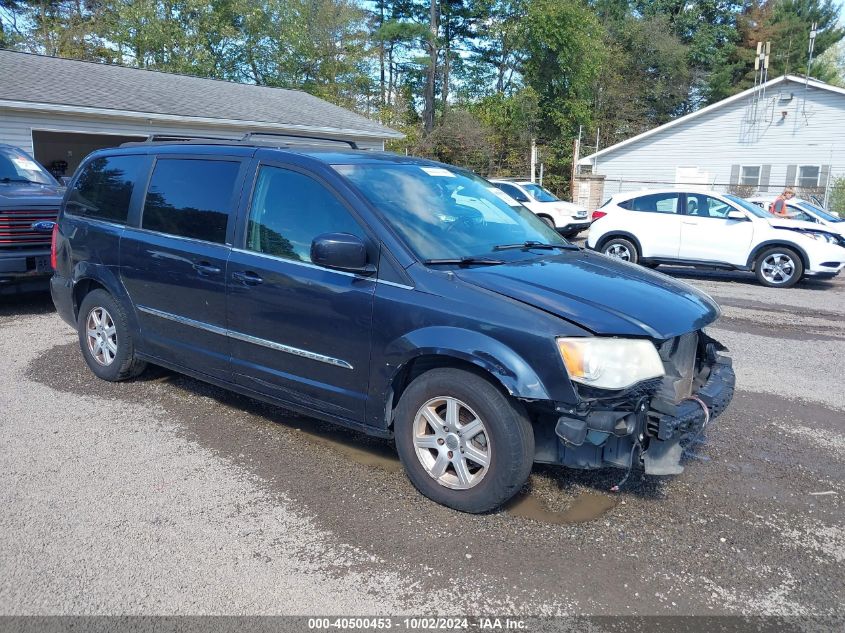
[144, 134, 237, 143]
[240, 132, 358, 150]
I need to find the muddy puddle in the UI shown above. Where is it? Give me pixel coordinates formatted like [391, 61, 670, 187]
[505, 490, 617, 524]
[293, 424, 404, 473]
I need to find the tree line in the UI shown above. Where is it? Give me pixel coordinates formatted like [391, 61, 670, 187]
[1, 0, 843, 194]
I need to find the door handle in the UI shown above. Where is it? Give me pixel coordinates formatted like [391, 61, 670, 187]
[232, 270, 264, 286]
[193, 261, 221, 275]
[682, 220, 699, 225]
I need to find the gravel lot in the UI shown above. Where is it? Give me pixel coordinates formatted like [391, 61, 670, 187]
[1, 266, 843, 617]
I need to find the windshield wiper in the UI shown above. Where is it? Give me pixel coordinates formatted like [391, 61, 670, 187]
[493, 240, 579, 251]
[423, 256, 505, 266]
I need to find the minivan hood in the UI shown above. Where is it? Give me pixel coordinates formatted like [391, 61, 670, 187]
[456, 251, 721, 340]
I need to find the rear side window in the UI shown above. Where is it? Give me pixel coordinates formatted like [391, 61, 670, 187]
[142, 158, 240, 244]
[67, 155, 145, 223]
[627, 193, 680, 214]
[245, 166, 365, 263]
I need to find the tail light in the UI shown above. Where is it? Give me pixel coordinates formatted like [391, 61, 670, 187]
[50, 222, 59, 270]
[592, 210, 607, 221]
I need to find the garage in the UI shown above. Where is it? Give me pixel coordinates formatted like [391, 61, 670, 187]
[31, 130, 146, 180]
[1, 50, 402, 177]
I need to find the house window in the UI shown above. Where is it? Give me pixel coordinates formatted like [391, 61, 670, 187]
[797, 165, 821, 188]
[740, 166, 761, 186]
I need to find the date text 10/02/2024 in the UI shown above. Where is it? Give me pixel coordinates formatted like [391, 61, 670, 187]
[307, 617, 527, 630]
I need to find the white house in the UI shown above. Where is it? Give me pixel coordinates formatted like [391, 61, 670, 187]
[0, 50, 402, 178]
[577, 75, 845, 206]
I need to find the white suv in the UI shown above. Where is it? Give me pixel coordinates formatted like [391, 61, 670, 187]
[587, 188, 845, 288]
[490, 179, 591, 237]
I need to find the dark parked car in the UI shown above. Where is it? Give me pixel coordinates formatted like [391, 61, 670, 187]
[0, 144, 64, 293]
[51, 138, 735, 512]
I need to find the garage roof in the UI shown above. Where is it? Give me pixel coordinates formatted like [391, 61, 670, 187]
[0, 49, 402, 139]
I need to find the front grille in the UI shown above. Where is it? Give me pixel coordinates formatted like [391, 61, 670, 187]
[0, 209, 58, 248]
[656, 332, 699, 403]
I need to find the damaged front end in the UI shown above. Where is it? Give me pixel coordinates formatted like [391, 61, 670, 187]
[532, 331, 735, 476]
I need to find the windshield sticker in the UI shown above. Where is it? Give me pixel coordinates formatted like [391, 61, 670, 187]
[12, 157, 41, 172]
[420, 167, 455, 177]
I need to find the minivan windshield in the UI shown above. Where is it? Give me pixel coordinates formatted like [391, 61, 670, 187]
[335, 163, 568, 261]
[0, 147, 57, 186]
[522, 183, 559, 202]
[724, 194, 771, 218]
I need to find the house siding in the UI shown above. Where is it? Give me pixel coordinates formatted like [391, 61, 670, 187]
[0, 108, 385, 157]
[587, 79, 845, 199]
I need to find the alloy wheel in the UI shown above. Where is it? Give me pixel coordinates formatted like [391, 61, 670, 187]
[86, 306, 118, 366]
[760, 252, 796, 285]
[605, 243, 631, 260]
[412, 396, 491, 490]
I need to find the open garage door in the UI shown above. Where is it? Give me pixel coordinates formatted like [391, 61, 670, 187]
[32, 130, 146, 180]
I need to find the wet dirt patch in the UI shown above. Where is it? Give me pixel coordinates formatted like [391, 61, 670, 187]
[505, 490, 618, 524]
[293, 424, 403, 473]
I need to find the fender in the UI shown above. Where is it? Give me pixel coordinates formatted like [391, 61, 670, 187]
[373, 326, 553, 428]
[746, 239, 810, 269]
[70, 261, 140, 331]
[594, 230, 644, 256]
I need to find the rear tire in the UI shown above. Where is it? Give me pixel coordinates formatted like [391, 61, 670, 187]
[754, 246, 803, 288]
[394, 368, 534, 513]
[77, 289, 147, 381]
[601, 237, 639, 264]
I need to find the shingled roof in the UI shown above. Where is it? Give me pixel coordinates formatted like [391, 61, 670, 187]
[0, 49, 401, 139]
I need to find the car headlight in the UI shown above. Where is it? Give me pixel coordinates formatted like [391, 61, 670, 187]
[557, 337, 665, 390]
[805, 231, 838, 244]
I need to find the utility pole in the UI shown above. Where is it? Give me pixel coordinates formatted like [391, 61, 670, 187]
[530, 138, 537, 183]
[806, 22, 818, 89]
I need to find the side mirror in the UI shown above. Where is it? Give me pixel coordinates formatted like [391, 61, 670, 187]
[310, 232, 374, 274]
[726, 210, 747, 221]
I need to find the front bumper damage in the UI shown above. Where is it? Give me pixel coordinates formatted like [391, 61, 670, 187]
[532, 331, 735, 476]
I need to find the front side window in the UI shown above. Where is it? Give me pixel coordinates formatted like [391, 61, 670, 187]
[685, 194, 733, 219]
[334, 163, 566, 261]
[142, 158, 240, 244]
[245, 166, 365, 263]
[797, 165, 820, 188]
[67, 155, 145, 223]
[740, 165, 761, 186]
[628, 193, 680, 214]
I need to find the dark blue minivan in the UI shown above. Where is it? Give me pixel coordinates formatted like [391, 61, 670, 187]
[51, 138, 735, 512]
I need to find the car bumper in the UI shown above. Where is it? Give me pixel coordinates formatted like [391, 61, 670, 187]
[0, 249, 52, 293]
[557, 220, 591, 232]
[536, 333, 735, 476]
[806, 243, 845, 275]
[50, 274, 76, 327]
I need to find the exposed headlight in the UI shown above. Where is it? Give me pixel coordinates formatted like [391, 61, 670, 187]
[805, 231, 838, 244]
[557, 337, 665, 390]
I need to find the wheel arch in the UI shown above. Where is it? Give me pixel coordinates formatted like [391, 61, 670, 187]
[746, 240, 810, 270]
[380, 328, 552, 429]
[595, 231, 643, 257]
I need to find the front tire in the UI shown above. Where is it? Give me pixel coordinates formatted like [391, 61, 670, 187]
[77, 289, 147, 381]
[601, 237, 639, 264]
[754, 247, 803, 288]
[537, 215, 555, 229]
[394, 368, 534, 513]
